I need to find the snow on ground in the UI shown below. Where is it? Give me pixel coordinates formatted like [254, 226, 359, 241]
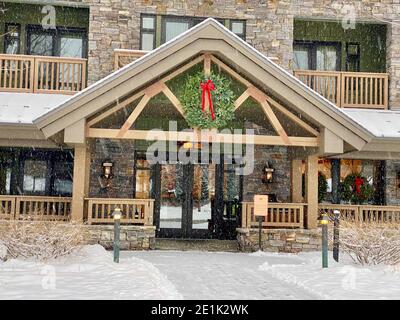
[255, 251, 400, 300]
[1, 245, 400, 300]
[0, 245, 181, 300]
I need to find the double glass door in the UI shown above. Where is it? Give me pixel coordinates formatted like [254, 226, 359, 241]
[155, 163, 216, 238]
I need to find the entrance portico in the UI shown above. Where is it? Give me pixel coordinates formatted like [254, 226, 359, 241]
[29, 19, 374, 238]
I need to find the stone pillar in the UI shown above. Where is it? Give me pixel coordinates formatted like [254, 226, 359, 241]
[305, 155, 318, 229]
[331, 159, 341, 204]
[291, 159, 303, 203]
[71, 143, 90, 222]
[387, 23, 400, 110]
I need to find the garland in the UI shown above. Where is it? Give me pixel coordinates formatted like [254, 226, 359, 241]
[341, 173, 374, 204]
[179, 71, 236, 129]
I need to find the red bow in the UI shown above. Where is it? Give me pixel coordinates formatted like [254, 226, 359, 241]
[355, 177, 364, 194]
[200, 79, 215, 121]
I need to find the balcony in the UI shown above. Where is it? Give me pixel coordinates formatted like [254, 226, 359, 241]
[0, 54, 87, 95]
[294, 70, 389, 109]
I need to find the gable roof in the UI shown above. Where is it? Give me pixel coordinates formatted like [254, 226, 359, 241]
[33, 18, 374, 151]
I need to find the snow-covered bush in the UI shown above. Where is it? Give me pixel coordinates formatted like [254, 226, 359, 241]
[337, 221, 400, 266]
[0, 221, 88, 261]
[0, 241, 7, 261]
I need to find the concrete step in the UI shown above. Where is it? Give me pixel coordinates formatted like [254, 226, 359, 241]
[155, 239, 239, 252]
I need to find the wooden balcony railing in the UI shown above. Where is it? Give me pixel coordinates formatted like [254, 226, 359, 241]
[0, 54, 87, 94]
[0, 195, 71, 221]
[319, 204, 400, 223]
[241, 202, 305, 229]
[114, 49, 148, 70]
[294, 70, 389, 109]
[86, 198, 154, 226]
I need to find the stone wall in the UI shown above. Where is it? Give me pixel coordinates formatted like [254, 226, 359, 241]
[237, 228, 323, 253]
[78, 0, 400, 109]
[243, 145, 291, 202]
[84, 225, 156, 250]
[89, 139, 136, 198]
[385, 160, 400, 205]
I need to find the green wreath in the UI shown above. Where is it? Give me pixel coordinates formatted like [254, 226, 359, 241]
[341, 173, 374, 204]
[179, 71, 236, 129]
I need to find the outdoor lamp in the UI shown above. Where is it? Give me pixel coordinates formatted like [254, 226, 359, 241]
[102, 161, 113, 179]
[320, 213, 329, 225]
[112, 207, 122, 220]
[262, 163, 274, 183]
[112, 207, 122, 263]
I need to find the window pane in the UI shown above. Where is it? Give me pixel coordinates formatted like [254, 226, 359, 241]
[5, 38, 19, 54]
[53, 162, 73, 196]
[142, 16, 155, 29]
[231, 21, 244, 35]
[60, 35, 83, 58]
[141, 32, 154, 51]
[23, 160, 47, 194]
[165, 21, 189, 42]
[29, 33, 54, 56]
[293, 45, 310, 70]
[316, 45, 338, 71]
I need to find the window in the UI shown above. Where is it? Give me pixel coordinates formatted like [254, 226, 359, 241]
[134, 157, 151, 199]
[27, 25, 87, 58]
[23, 160, 47, 195]
[4, 23, 21, 54]
[140, 15, 156, 51]
[230, 20, 245, 39]
[293, 41, 341, 71]
[140, 14, 246, 50]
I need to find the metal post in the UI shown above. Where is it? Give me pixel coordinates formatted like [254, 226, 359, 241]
[113, 208, 122, 263]
[321, 213, 329, 268]
[258, 216, 262, 251]
[333, 209, 340, 262]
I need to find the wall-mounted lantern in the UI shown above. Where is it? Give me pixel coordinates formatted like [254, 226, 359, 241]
[102, 161, 113, 179]
[100, 161, 113, 190]
[262, 163, 274, 184]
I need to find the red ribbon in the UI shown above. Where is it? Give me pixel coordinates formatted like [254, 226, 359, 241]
[355, 177, 364, 194]
[200, 79, 215, 121]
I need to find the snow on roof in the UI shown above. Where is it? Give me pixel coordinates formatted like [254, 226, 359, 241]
[342, 109, 400, 138]
[0, 92, 70, 125]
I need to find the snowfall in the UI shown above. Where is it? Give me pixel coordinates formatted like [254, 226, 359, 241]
[0, 245, 400, 300]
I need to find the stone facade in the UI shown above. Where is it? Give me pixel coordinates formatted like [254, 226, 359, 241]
[385, 160, 400, 205]
[243, 145, 291, 202]
[84, 225, 156, 250]
[89, 139, 136, 198]
[237, 228, 323, 253]
[59, 0, 400, 110]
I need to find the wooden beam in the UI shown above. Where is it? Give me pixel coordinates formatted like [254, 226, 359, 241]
[210, 55, 252, 87]
[259, 100, 291, 145]
[291, 159, 303, 203]
[234, 89, 250, 110]
[71, 143, 90, 222]
[320, 127, 344, 154]
[204, 54, 211, 76]
[87, 91, 145, 128]
[64, 119, 86, 145]
[265, 96, 319, 137]
[116, 94, 151, 138]
[88, 128, 319, 146]
[162, 55, 205, 83]
[305, 154, 318, 229]
[162, 84, 185, 117]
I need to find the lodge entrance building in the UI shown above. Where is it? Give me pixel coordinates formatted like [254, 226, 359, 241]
[1, 19, 400, 250]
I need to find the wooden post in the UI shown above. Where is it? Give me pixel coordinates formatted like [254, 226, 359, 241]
[305, 155, 318, 229]
[331, 159, 341, 204]
[71, 143, 90, 222]
[291, 159, 303, 203]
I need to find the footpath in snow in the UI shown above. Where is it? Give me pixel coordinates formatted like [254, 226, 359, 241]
[1, 245, 400, 300]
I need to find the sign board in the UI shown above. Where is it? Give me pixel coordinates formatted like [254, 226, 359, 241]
[254, 195, 269, 216]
